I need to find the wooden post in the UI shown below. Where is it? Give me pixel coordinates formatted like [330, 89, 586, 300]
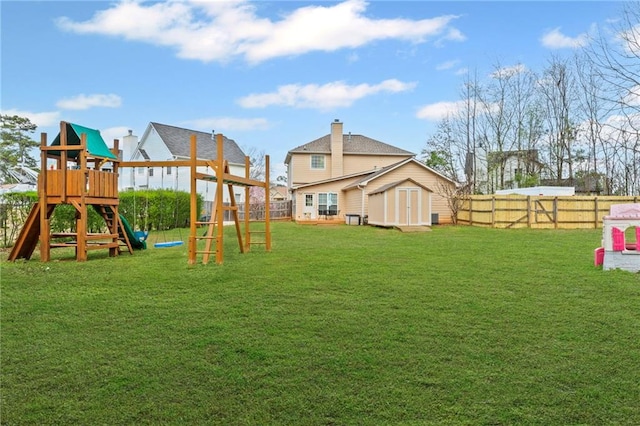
[527, 196, 532, 228]
[265, 155, 271, 251]
[188, 134, 198, 265]
[60, 121, 68, 204]
[39, 132, 50, 262]
[553, 197, 558, 229]
[228, 176, 244, 254]
[469, 197, 473, 226]
[594, 197, 599, 228]
[491, 196, 496, 227]
[110, 139, 120, 257]
[244, 155, 251, 251]
[77, 134, 88, 261]
[215, 133, 224, 265]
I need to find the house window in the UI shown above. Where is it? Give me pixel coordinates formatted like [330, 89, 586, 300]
[305, 194, 313, 207]
[148, 168, 154, 177]
[318, 192, 338, 215]
[311, 155, 325, 169]
[166, 166, 172, 175]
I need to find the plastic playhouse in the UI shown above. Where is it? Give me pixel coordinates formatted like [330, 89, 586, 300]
[595, 203, 640, 272]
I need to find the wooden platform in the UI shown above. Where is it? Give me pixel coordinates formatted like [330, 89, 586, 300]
[394, 226, 432, 233]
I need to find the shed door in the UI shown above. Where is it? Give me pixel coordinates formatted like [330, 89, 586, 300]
[398, 188, 420, 226]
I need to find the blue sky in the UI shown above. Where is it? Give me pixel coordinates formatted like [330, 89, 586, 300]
[1, 1, 624, 178]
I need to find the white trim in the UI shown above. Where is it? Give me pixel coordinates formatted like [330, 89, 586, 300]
[310, 154, 326, 170]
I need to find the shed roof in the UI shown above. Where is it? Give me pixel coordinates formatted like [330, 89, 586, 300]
[50, 122, 117, 160]
[149, 122, 246, 164]
[368, 178, 433, 195]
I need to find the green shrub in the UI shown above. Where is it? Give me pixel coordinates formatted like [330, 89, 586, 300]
[2, 189, 202, 247]
[118, 189, 200, 231]
[0, 191, 37, 248]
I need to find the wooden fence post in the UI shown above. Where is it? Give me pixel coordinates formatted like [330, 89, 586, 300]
[491, 196, 496, 227]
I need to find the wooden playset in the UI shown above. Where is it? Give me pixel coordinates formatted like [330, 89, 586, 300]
[9, 122, 271, 265]
[595, 203, 640, 273]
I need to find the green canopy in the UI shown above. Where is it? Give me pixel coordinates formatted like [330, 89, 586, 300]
[50, 122, 117, 160]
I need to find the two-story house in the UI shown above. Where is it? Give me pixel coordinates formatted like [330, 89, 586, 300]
[285, 120, 458, 226]
[119, 122, 247, 217]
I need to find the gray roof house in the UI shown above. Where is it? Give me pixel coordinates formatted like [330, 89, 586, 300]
[120, 122, 248, 207]
[285, 120, 458, 226]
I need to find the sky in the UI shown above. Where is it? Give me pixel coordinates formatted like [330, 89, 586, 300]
[1, 0, 626, 179]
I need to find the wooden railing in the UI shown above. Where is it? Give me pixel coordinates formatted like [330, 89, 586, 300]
[44, 170, 118, 199]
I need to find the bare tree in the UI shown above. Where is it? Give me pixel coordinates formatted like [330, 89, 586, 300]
[583, 2, 640, 195]
[538, 56, 581, 184]
[421, 117, 462, 182]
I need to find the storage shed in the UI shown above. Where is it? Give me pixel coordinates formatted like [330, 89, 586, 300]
[367, 178, 433, 227]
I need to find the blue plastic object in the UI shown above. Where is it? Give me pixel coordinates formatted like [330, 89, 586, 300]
[154, 241, 184, 248]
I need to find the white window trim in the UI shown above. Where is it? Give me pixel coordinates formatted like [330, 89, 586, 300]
[310, 155, 325, 170]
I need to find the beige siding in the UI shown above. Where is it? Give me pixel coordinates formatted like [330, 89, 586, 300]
[369, 181, 432, 227]
[289, 153, 332, 184]
[290, 152, 412, 185]
[342, 154, 411, 175]
[343, 188, 365, 217]
[368, 193, 385, 224]
[292, 176, 363, 220]
[364, 163, 454, 223]
[291, 158, 456, 224]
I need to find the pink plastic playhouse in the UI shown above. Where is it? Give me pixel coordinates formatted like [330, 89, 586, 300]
[596, 203, 640, 272]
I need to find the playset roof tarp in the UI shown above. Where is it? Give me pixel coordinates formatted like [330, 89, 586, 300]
[50, 122, 117, 160]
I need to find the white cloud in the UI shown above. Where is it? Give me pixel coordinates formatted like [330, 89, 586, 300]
[436, 59, 460, 71]
[101, 126, 132, 148]
[490, 64, 527, 79]
[238, 79, 416, 110]
[0, 109, 60, 128]
[619, 84, 640, 107]
[184, 117, 271, 132]
[55, 0, 464, 64]
[619, 24, 640, 56]
[416, 100, 466, 121]
[541, 27, 589, 49]
[454, 67, 468, 76]
[416, 99, 496, 122]
[56, 94, 122, 110]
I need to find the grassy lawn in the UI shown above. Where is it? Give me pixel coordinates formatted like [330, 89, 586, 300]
[2, 223, 639, 425]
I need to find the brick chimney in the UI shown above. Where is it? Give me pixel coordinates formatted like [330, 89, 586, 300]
[330, 119, 343, 178]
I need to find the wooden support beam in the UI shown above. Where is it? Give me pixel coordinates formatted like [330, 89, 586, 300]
[120, 159, 210, 168]
[216, 134, 224, 265]
[188, 134, 198, 265]
[265, 154, 271, 251]
[39, 132, 50, 262]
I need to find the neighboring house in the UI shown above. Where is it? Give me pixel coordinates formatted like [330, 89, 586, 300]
[119, 122, 247, 208]
[475, 149, 544, 194]
[285, 120, 458, 226]
[270, 185, 289, 201]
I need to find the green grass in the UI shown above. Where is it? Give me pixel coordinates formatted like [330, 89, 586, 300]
[2, 223, 639, 425]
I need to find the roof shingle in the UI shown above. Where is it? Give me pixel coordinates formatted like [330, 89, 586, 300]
[150, 122, 246, 164]
[287, 134, 414, 157]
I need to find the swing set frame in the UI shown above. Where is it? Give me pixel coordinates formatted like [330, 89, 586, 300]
[9, 123, 269, 265]
[121, 133, 271, 265]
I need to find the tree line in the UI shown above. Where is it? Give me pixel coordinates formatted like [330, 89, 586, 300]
[423, 2, 640, 196]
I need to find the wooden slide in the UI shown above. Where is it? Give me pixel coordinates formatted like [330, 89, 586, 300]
[8, 204, 52, 261]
